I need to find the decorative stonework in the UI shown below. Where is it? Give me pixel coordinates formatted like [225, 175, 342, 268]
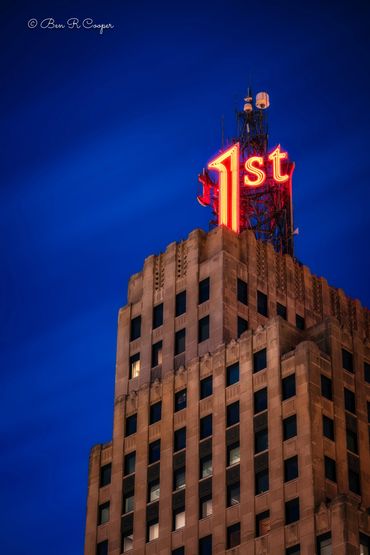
[330, 288, 341, 322]
[154, 254, 164, 291]
[312, 276, 323, 315]
[256, 241, 267, 280]
[294, 263, 304, 302]
[176, 241, 188, 279]
[275, 252, 287, 293]
[348, 299, 357, 332]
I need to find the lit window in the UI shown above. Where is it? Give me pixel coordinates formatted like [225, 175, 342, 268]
[200, 496, 212, 518]
[148, 480, 160, 502]
[129, 353, 140, 379]
[254, 348, 267, 373]
[130, 316, 141, 341]
[199, 278, 210, 304]
[227, 443, 240, 466]
[200, 456, 212, 479]
[153, 303, 163, 329]
[173, 508, 186, 530]
[226, 362, 239, 386]
[151, 341, 162, 367]
[123, 493, 134, 514]
[98, 502, 110, 525]
[147, 521, 159, 542]
[122, 534, 133, 552]
[237, 278, 248, 305]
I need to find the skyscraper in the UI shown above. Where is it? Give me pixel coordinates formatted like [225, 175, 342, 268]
[84, 94, 370, 555]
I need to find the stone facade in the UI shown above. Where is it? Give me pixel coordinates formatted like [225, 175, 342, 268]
[84, 226, 370, 555]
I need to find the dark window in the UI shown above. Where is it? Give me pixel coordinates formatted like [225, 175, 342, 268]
[254, 348, 267, 373]
[277, 303, 287, 320]
[323, 415, 334, 440]
[130, 316, 141, 341]
[346, 429, 358, 454]
[200, 376, 212, 399]
[282, 374, 296, 400]
[284, 456, 298, 482]
[173, 467, 186, 490]
[227, 523, 241, 549]
[175, 291, 186, 316]
[368, 401, 370, 424]
[344, 388, 356, 414]
[175, 389, 187, 412]
[227, 482, 240, 506]
[317, 533, 332, 554]
[153, 304, 163, 329]
[148, 440, 161, 464]
[174, 428, 186, 452]
[237, 278, 248, 305]
[324, 456, 336, 482]
[97, 540, 108, 555]
[175, 328, 186, 355]
[257, 291, 268, 317]
[100, 463, 111, 487]
[199, 535, 212, 555]
[256, 510, 270, 537]
[237, 316, 248, 338]
[125, 414, 137, 437]
[296, 314, 305, 330]
[151, 341, 162, 367]
[129, 352, 140, 380]
[360, 533, 370, 552]
[348, 469, 360, 495]
[200, 415, 212, 439]
[150, 402, 162, 424]
[226, 362, 239, 386]
[321, 375, 332, 400]
[227, 401, 240, 427]
[198, 316, 210, 342]
[255, 428, 268, 453]
[255, 468, 269, 495]
[365, 362, 370, 383]
[283, 415, 297, 440]
[124, 452, 136, 475]
[285, 497, 300, 524]
[172, 548, 185, 555]
[199, 278, 210, 304]
[342, 348, 353, 373]
[200, 456, 212, 479]
[98, 501, 110, 525]
[286, 544, 301, 555]
[254, 388, 267, 414]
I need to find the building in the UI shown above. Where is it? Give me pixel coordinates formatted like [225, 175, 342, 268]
[84, 94, 370, 555]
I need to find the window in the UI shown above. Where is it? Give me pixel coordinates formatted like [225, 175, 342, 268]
[283, 415, 297, 440]
[365, 362, 370, 383]
[175, 328, 186, 355]
[175, 291, 186, 316]
[342, 348, 353, 373]
[285, 497, 300, 524]
[123, 493, 134, 513]
[348, 468, 360, 494]
[147, 520, 159, 542]
[277, 303, 287, 320]
[174, 467, 186, 490]
[346, 428, 358, 454]
[200, 376, 212, 399]
[317, 533, 332, 555]
[323, 415, 334, 440]
[148, 480, 160, 502]
[200, 456, 212, 479]
[130, 316, 141, 341]
[256, 510, 270, 537]
[153, 303, 163, 329]
[124, 452, 136, 475]
[150, 402, 162, 424]
[254, 348, 267, 373]
[198, 316, 210, 342]
[344, 388, 356, 413]
[98, 502, 110, 525]
[321, 375, 332, 400]
[200, 496, 212, 518]
[148, 440, 161, 464]
[255, 468, 269, 495]
[199, 278, 210, 304]
[368, 401, 370, 424]
[174, 428, 186, 452]
[97, 540, 108, 555]
[200, 415, 212, 439]
[237, 278, 248, 304]
[227, 523, 241, 549]
[324, 456, 336, 482]
[257, 291, 268, 316]
[175, 389, 187, 412]
[100, 463, 111, 487]
[360, 533, 369, 555]
[286, 545, 301, 555]
[151, 341, 162, 367]
[282, 374, 296, 400]
[237, 316, 248, 338]
[129, 352, 140, 379]
[122, 533, 133, 552]
[255, 428, 268, 453]
[125, 414, 137, 437]
[227, 401, 240, 427]
[227, 443, 240, 466]
[284, 456, 298, 482]
[199, 535, 212, 555]
[226, 362, 239, 386]
[296, 314, 305, 330]
[172, 548, 185, 555]
[173, 508, 185, 530]
[254, 388, 267, 414]
[227, 482, 240, 506]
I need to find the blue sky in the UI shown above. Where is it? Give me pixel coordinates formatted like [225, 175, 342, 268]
[1, 1, 369, 553]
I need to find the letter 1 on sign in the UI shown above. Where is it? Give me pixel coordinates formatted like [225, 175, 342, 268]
[207, 143, 240, 234]
[244, 156, 266, 187]
[268, 145, 289, 183]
